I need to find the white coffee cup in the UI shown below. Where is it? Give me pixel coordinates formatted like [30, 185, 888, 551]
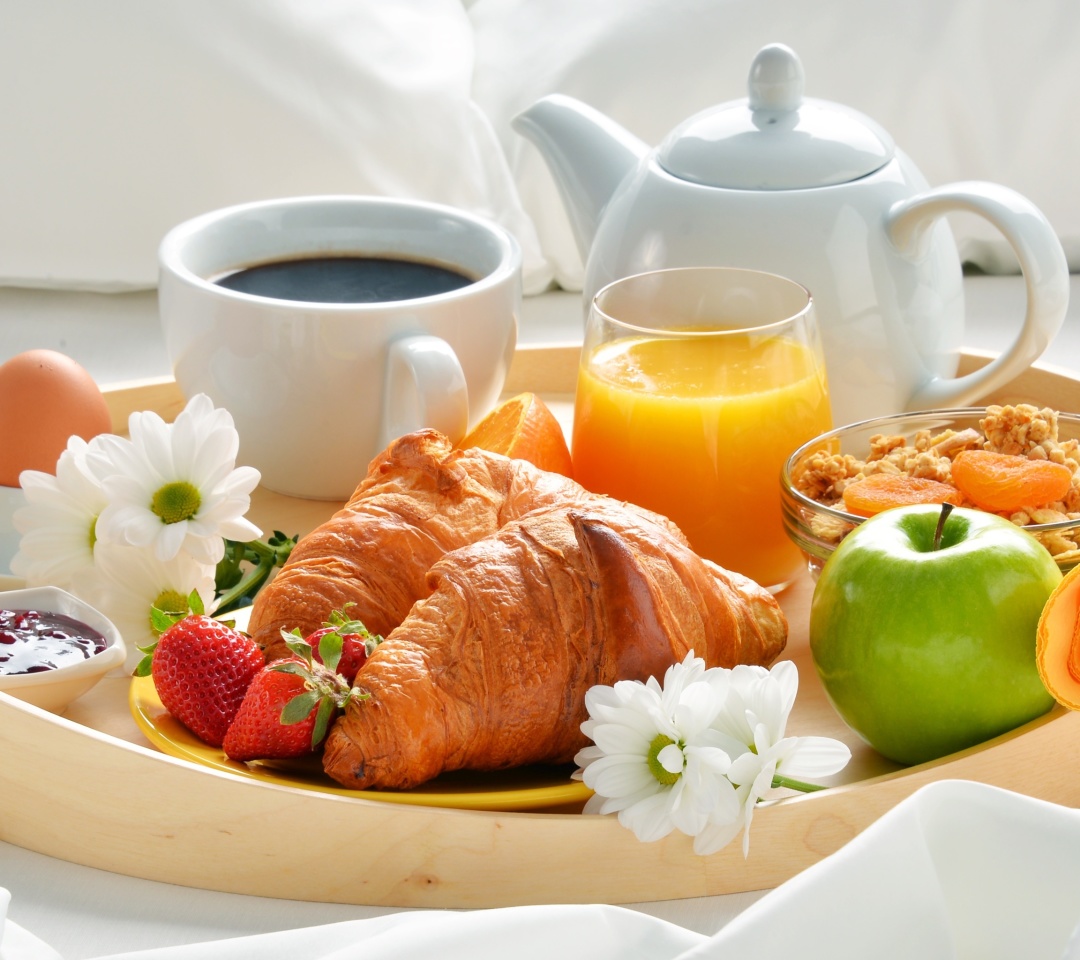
[158, 196, 521, 500]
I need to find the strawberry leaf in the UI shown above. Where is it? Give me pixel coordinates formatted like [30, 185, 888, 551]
[280, 689, 319, 725]
[342, 687, 369, 709]
[270, 660, 310, 679]
[282, 636, 314, 667]
[134, 652, 154, 677]
[316, 630, 344, 673]
[311, 696, 335, 747]
[149, 607, 177, 637]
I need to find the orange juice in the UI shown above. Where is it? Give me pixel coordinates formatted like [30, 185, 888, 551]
[572, 332, 831, 588]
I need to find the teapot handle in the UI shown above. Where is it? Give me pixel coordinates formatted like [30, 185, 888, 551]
[885, 181, 1069, 410]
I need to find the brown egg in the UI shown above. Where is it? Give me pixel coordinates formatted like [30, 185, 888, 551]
[0, 349, 113, 486]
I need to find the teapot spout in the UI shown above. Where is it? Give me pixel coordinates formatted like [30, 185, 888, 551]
[513, 94, 648, 263]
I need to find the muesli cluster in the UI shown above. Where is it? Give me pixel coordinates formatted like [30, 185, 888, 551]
[793, 404, 1080, 563]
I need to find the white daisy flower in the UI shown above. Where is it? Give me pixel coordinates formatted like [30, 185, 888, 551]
[92, 540, 217, 655]
[11, 436, 109, 592]
[578, 656, 851, 857]
[89, 394, 261, 564]
[574, 652, 739, 845]
[703, 661, 851, 856]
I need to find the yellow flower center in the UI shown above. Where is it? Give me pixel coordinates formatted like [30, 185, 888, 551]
[88, 516, 98, 551]
[152, 481, 201, 524]
[647, 734, 684, 786]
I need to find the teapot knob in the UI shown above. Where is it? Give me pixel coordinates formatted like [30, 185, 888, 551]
[748, 43, 804, 113]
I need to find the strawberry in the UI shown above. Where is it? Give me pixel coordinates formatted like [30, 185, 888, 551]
[276, 605, 382, 684]
[143, 613, 264, 747]
[222, 641, 361, 761]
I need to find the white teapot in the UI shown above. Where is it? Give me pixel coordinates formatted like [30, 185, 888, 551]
[513, 43, 1069, 423]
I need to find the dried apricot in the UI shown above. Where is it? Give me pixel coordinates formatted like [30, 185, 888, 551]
[841, 473, 962, 517]
[1036, 562, 1080, 710]
[951, 450, 1072, 513]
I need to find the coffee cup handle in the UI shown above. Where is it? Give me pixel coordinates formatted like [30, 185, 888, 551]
[379, 335, 469, 450]
[885, 181, 1069, 410]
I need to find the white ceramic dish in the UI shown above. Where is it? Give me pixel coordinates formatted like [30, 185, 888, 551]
[0, 583, 126, 713]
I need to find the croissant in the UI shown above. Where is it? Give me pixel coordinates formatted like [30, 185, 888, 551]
[248, 429, 616, 658]
[322, 499, 787, 790]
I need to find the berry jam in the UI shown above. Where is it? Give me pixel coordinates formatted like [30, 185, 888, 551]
[0, 608, 108, 675]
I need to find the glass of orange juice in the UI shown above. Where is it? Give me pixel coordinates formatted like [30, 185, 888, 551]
[572, 267, 832, 591]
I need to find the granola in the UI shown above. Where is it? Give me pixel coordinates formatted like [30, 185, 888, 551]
[793, 403, 1080, 563]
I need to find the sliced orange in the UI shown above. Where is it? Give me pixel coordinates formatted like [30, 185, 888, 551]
[458, 392, 574, 477]
[1037, 562, 1080, 710]
[841, 473, 963, 517]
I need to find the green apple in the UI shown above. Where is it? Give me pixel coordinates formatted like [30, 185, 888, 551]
[809, 503, 1059, 765]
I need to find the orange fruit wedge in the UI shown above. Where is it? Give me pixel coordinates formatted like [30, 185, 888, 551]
[1037, 562, 1080, 710]
[458, 392, 574, 477]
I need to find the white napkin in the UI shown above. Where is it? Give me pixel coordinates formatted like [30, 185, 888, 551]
[0, 888, 62, 960]
[5, 780, 1080, 960]
[688, 779, 1080, 959]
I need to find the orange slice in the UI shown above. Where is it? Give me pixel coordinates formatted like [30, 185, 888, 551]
[1037, 562, 1080, 710]
[458, 392, 574, 477]
[841, 473, 963, 517]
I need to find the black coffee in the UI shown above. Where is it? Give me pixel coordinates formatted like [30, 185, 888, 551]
[215, 255, 474, 304]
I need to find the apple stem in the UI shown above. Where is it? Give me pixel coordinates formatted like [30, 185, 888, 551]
[771, 773, 828, 794]
[933, 502, 955, 550]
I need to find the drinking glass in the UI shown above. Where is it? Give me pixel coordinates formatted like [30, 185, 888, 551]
[571, 267, 832, 591]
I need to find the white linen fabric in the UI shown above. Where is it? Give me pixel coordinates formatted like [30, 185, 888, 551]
[1, 2, 1078, 299]
[3, 780, 1080, 959]
[0, 888, 62, 960]
[0, 1, 542, 293]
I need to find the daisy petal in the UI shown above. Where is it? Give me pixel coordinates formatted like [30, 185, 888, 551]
[776, 736, 852, 779]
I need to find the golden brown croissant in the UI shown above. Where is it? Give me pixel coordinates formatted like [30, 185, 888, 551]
[322, 500, 787, 790]
[248, 429, 612, 657]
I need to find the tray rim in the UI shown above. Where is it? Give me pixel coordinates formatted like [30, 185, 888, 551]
[3, 680, 1078, 908]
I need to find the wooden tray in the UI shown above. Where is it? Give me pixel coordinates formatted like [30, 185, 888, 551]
[1, 345, 1079, 909]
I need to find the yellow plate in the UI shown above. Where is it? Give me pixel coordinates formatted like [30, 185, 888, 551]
[128, 674, 592, 813]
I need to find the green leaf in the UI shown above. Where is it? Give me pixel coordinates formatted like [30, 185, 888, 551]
[149, 607, 177, 637]
[212, 533, 299, 615]
[283, 636, 314, 667]
[214, 540, 246, 592]
[188, 590, 205, 617]
[317, 630, 344, 673]
[280, 690, 319, 725]
[270, 661, 309, 679]
[268, 530, 298, 565]
[134, 653, 154, 677]
[341, 687, 369, 710]
[311, 697, 335, 747]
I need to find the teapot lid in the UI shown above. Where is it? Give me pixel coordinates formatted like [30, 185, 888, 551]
[657, 44, 895, 190]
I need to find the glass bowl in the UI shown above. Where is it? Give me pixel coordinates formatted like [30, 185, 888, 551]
[780, 406, 1080, 580]
[0, 584, 126, 713]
